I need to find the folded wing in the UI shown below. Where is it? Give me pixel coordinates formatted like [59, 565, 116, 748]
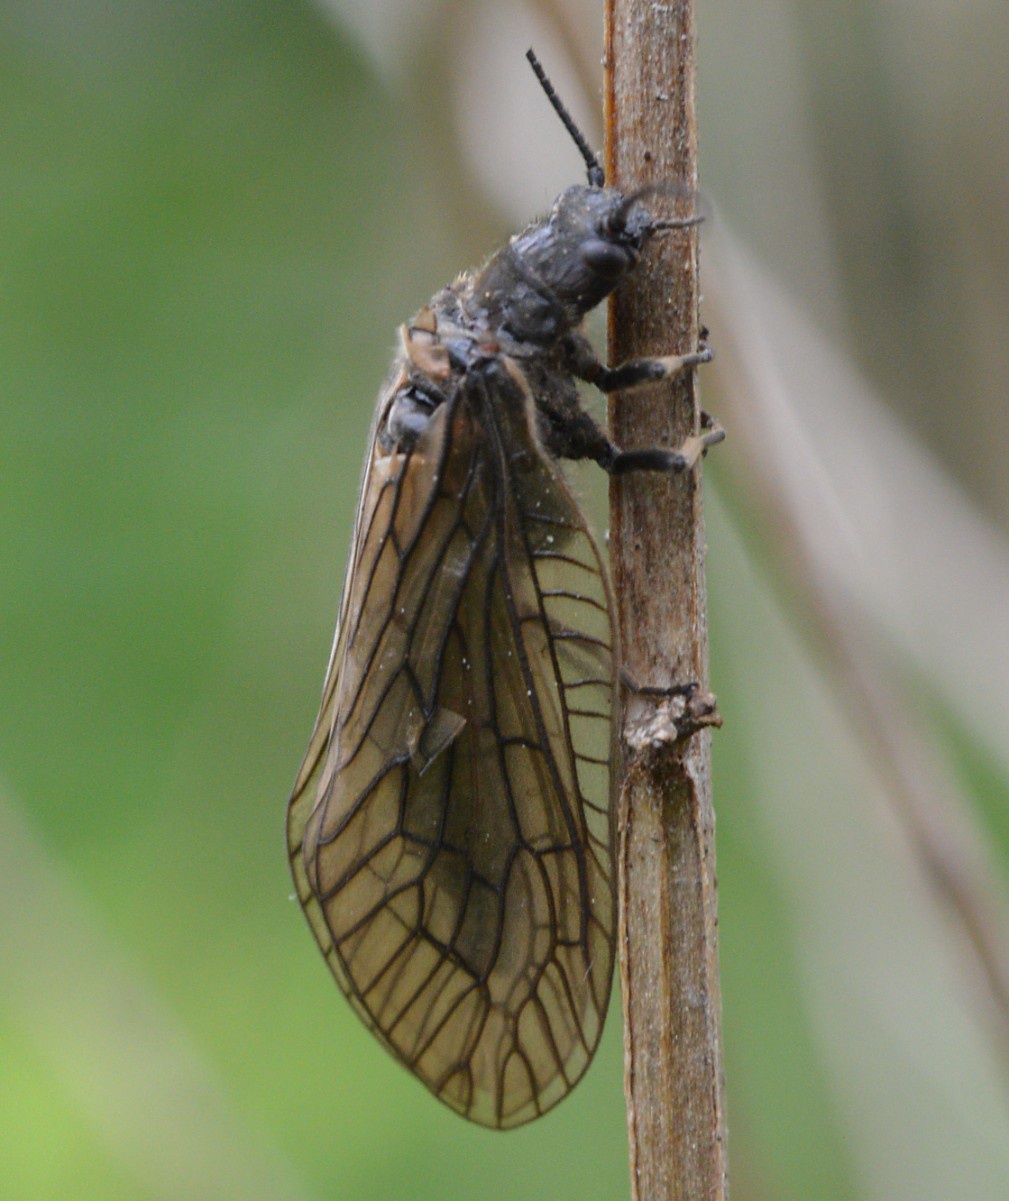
[287, 360, 616, 1128]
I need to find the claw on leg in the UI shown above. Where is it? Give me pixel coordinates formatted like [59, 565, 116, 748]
[651, 346, 713, 379]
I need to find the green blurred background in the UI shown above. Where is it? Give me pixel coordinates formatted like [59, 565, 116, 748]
[3, 2, 1009, 1199]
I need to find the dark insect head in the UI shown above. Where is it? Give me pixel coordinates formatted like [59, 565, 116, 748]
[507, 185, 653, 320]
[521, 51, 648, 312]
[504, 50, 701, 332]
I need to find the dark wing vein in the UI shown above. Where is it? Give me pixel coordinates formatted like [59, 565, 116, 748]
[287, 359, 616, 1129]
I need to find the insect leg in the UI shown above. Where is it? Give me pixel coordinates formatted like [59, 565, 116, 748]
[600, 422, 725, 477]
[618, 674, 720, 728]
[541, 391, 724, 476]
[536, 342, 723, 475]
[564, 333, 712, 394]
[619, 671, 699, 698]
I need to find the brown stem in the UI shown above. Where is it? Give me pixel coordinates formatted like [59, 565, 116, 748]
[604, 3, 728, 1199]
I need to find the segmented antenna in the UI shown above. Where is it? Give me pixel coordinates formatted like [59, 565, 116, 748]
[525, 48, 605, 188]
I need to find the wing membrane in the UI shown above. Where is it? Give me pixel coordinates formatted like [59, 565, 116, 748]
[287, 360, 616, 1128]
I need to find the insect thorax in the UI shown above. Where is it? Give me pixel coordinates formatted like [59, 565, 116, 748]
[378, 276, 582, 459]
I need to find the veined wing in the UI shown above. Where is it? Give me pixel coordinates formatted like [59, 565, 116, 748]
[287, 357, 616, 1128]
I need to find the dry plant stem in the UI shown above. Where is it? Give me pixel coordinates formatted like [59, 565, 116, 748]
[605, 3, 728, 1199]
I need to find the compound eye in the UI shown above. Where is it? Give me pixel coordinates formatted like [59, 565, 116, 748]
[382, 385, 439, 450]
[580, 238, 633, 280]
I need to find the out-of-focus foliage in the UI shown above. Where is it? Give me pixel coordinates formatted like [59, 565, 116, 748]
[3, 2, 1008, 1200]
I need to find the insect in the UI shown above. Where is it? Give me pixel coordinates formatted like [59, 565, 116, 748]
[286, 51, 722, 1129]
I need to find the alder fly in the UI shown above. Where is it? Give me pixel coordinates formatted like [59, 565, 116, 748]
[287, 50, 722, 1129]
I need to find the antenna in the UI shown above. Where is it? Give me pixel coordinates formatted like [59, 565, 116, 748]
[525, 49, 604, 188]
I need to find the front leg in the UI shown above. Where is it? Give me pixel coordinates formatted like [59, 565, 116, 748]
[563, 332, 713, 394]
